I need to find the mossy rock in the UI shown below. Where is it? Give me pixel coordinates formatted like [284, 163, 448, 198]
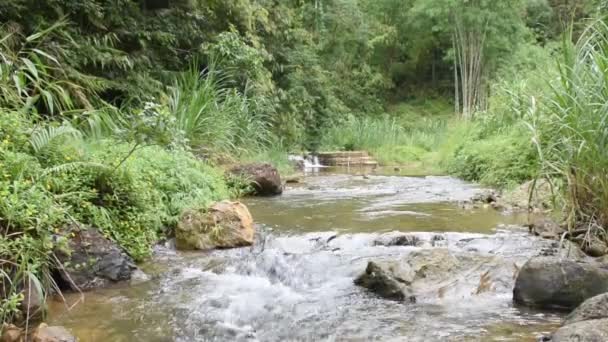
[176, 201, 255, 250]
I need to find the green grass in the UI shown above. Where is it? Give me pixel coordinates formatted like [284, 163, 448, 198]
[319, 98, 452, 170]
[529, 21, 608, 233]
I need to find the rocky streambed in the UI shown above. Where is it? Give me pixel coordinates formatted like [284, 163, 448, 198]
[44, 170, 605, 341]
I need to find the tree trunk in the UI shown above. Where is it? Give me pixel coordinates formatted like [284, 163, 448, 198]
[452, 5, 488, 119]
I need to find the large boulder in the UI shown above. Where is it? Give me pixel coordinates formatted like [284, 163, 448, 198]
[55, 227, 136, 291]
[549, 318, 608, 342]
[513, 257, 608, 310]
[354, 261, 415, 302]
[354, 249, 466, 302]
[564, 292, 608, 325]
[228, 163, 282, 196]
[176, 201, 255, 251]
[31, 323, 77, 342]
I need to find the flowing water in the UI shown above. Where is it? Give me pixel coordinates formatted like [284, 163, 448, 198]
[48, 169, 566, 341]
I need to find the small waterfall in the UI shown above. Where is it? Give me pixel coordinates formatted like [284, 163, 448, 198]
[288, 154, 326, 169]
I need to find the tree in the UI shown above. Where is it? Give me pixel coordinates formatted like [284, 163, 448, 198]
[411, 0, 527, 118]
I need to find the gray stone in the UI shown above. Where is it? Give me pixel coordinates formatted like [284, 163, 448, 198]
[55, 227, 136, 291]
[513, 257, 608, 310]
[373, 233, 421, 247]
[565, 292, 608, 325]
[354, 261, 415, 302]
[550, 318, 608, 342]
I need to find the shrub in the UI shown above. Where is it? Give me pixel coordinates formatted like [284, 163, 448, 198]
[445, 125, 538, 188]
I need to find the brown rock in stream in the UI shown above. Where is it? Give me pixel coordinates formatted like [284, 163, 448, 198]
[31, 323, 77, 342]
[1, 324, 23, 342]
[176, 201, 255, 250]
[228, 163, 282, 196]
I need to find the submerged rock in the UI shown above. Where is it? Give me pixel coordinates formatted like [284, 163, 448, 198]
[564, 292, 608, 325]
[1, 324, 23, 342]
[549, 318, 608, 342]
[229, 163, 282, 196]
[31, 323, 77, 342]
[55, 227, 136, 291]
[176, 201, 255, 250]
[513, 257, 608, 310]
[373, 233, 421, 247]
[354, 261, 415, 302]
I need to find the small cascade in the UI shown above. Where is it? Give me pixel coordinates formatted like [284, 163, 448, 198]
[317, 151, 378, 167]
[288, 154, 326, 169]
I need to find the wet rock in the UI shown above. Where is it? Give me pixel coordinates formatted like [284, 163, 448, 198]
[549, 318, 608, 342]
[129, 269, 151, 286]
[355, 249, 473, 301]
[31, 323, 77, 342]
[229, 163, 282, 196]
[55, 227, 136, 291]
[176, 201, 255, 251]
[538, 240, 587, 261]
[471, 190, 498, 204]
[1, 324, 23, 342]
[405, 249, 460, 282]
[354, 261, 415, 302]
[582, 240, 608, 257]
[528, 217, 565, 240]
[374, 233, 421, 247]
[513, 257, 608, 310]
[564, 292, 608, 325]
[19, 275, 43, 319]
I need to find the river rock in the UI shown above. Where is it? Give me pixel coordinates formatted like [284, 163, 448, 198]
[373, 233, 421, 247]
[506, 179, 552, 209]
[564, 292, 608, 325]
[228, 163, 282, 196]
[549, 318, 608, 342]
[20, 275, 43, 319]
[55, 227, 136, 291]
[1, 324, 23, 342]
[176, 201, 255, 250]
[513, 257, 608, 310]
[31, 323, 77, 342]
[354, 261, 415, 302]
[528, 217, 565, 240]
[471, 190, 498, 204]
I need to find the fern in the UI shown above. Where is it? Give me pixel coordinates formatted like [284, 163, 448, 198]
[40, 162, 110, 178]
[30, 123, 82, 154]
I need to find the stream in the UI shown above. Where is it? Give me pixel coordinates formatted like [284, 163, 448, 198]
[48, 169, 566, 341]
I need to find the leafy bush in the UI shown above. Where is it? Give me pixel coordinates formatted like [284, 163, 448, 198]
[444, 124, 538, 188]
[168, 66, 271, 154]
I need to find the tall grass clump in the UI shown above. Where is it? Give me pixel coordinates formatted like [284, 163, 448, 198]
[320, 110, 449, 167]
[531, 20, 608, 235]
[168, 64, 271, 155]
